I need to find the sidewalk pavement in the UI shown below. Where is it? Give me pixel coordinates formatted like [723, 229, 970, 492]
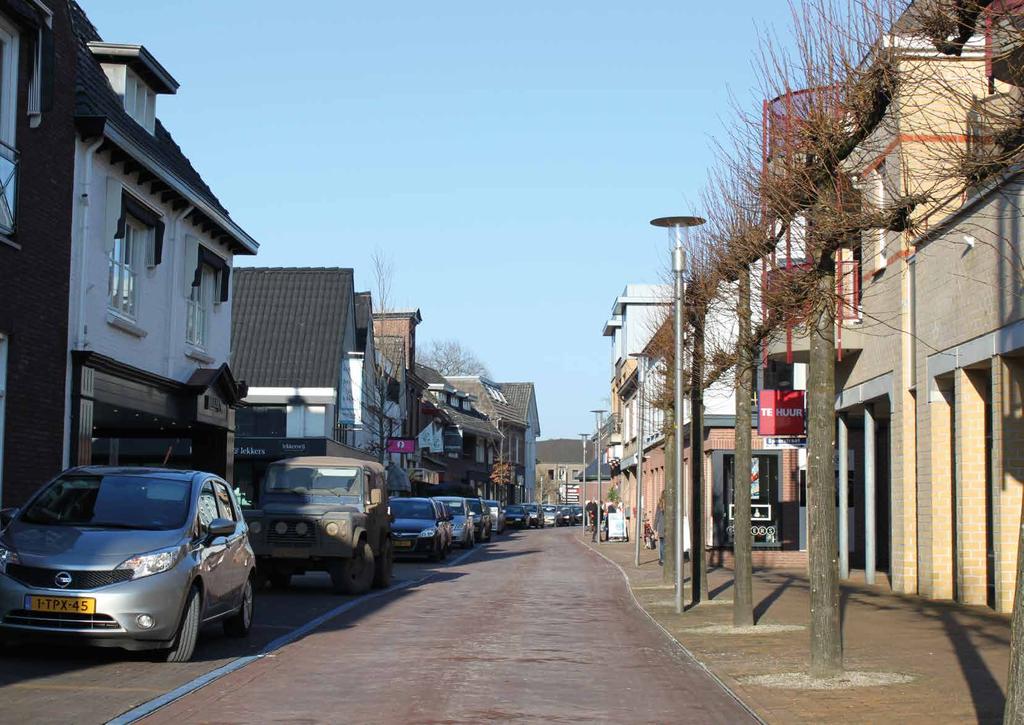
[579, 533, 1012, 724]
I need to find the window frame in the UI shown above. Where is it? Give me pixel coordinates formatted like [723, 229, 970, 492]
[213, 480, 238, 522]
[108, 215, 150, 320]
[186, 263, 216, 348]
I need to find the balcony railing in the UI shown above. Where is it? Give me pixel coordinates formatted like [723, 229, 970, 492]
[0, 141, 18, 235]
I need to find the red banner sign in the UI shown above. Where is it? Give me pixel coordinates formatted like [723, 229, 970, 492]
[758, 390, 805, 436]
[386, 437, 417, 454]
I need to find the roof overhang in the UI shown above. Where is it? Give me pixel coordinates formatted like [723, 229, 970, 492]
[87, 42, 179, 94]
[76, 118, 259, 255]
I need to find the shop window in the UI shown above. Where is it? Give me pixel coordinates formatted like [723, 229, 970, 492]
[236, 405, 286, 437]
[0, 333, 6, 502]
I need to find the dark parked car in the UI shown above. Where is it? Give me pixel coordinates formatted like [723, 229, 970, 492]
[504, 504, 528, 528]
[433, 500, 454, 554]
[0, 467, 255, 662]
[466, 497, 492, 542]
[522, 503, 544, 528]
[388, 497, 447, 561]
[433, 497, 474, 548]
[555, 506, 574, 526]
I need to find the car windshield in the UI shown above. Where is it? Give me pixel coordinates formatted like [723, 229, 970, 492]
[20, 475, 191, 530]
[484, 500, 499, 509]
[440, 499, 465, 515]
[543, 505, 557, 512]
[264, 466, 362, 497]
[389, 499, 435, 519]
[506, 505, 524, 514]
[467, 499, 483, 515]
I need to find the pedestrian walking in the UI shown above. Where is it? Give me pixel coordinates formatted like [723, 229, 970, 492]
[586, 499, 598, 542]
[654, 495, 665, 565]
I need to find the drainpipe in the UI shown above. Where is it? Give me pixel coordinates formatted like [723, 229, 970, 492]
[74, 137, 105, 348]
[165, 204, 193, 377]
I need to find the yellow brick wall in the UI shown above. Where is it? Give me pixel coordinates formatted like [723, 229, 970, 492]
[925, 384, 955, 600]
[996, 357, 1024, 613]
[955, 368, 990, 606]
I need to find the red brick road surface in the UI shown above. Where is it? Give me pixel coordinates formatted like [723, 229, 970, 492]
[144, 527, 755, 724]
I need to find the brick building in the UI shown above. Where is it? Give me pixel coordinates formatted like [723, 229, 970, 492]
[0, 0, 77, 507]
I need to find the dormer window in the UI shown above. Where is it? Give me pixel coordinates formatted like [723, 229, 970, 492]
[124, 69, 155, 132]
[89, 42, 179, 136]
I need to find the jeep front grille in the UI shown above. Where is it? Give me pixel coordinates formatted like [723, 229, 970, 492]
[267, 519, 317, 547]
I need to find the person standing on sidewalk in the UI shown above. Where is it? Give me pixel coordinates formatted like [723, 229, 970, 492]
[654, 495, 665, 565]
[586, 499, 598, 541]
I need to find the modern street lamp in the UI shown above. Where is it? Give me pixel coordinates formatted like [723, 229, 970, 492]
[578, 433, 589, 513]
[591, 409, 606, 545]
[629, 352, 648, 568]
[651, 215, 705, 614]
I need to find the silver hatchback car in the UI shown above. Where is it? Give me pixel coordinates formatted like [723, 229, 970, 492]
[0, 467, 255, 662]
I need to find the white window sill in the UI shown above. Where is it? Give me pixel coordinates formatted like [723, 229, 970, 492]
[106, 312, 147, 338]
[185, 346, 215, 365]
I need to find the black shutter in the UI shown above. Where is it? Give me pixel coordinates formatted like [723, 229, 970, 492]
[193, 245, 231, 302]
[39, 24, 53, 112]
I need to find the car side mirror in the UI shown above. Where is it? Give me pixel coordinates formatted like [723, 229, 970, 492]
[207, 518, 236, 539]
[0, 507, 17, 529]
[370, 489, 384, 505]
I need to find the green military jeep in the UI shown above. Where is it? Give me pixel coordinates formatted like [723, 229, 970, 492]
[244, 456, 393, 594]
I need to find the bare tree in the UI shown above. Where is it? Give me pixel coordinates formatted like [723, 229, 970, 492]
[421, 339, 491, 377]
[362, 251, 403, 463]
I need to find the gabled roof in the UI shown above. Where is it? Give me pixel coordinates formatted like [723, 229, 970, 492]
[447, 376, 529, 427]
[415, 364, 499, 439]
[69, 2, 257, 254]
[231, 268, 354, 388]
[537, 438, 593, 464]
[414, 363, 447, 387]
[354, 292, 372, 353]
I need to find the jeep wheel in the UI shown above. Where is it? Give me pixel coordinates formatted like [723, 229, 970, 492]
[330, 541, 375, 595]
[373, 538, 393, 589]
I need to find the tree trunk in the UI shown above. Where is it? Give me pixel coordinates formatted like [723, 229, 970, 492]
[1005, 500, 1024, 724]
[734, 269, 755, 626]
[808, 265, 843, 678]
[663, 428, 677, 586]
[691, 311, 709, 604]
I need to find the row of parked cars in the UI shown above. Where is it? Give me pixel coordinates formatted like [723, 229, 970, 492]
[0, 455, 586, 664]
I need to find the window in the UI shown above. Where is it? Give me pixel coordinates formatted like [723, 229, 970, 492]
[484, 383, 507, 404]
[108, 218, 148, 318]
[237, 405, 287, 437]
[186, 264, 215, 348]
[197, 482, 218, 533]
[286, 404, 326, 437]
[866, 165, 887, 271]
[124, 69, 155, 133]
[0, 334, 6, 503]
[475, 438, 485, 463]
[0, 15, 17, 236]
[213, 481, 238, 522]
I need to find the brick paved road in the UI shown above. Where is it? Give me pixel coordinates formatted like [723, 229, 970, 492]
[143, 527, 754, 724]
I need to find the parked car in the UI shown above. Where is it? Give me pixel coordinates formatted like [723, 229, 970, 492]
[484, 500, 505, 534]
[542, 504, 558, 527]
[555, 506, 574, 526]
[0, 467, 255, 663]
[466, 497, 493, 542]
[570, 505, 584, 525]
[433, 500, 454, 554]
[504, 504, 528, 528]
[433, 497, 474, 548]
[523, 503, 544, 528]
[388, 497, 447, 561]
[244, 456, 393, 595]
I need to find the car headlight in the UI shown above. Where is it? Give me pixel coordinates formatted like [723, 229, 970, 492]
[116, 545, 183, 580]
[419, 527, 437, 538]
[0, 543, 18, 574]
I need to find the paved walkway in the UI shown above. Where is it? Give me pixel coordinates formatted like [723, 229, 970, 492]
[586, 534, 1012, 724]
[142, 528, 754, 724]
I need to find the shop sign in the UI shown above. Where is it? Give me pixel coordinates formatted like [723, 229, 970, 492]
[758, 390, 806, 436]
[763, 437, 807, 449]
[443, 427, 463, 456]
[386, 437, 416, 454]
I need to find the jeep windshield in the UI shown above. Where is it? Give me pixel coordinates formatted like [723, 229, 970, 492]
[264, 466, 363, 498]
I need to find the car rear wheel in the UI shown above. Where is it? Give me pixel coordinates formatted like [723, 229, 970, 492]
[164, 587, 201, 663]
[372, 538, 393, 589]
[330, 541, 375, 595]
[223, 576, 254, 638]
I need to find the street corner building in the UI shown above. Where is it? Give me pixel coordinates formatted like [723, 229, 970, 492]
[0, 0, 259, 507]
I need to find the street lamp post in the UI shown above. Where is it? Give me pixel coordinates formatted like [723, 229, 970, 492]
[591, 409, 606, 545]
[651, 215, 704, 614]
[578, 433, 589, 513]
[629, 352, 647, 568]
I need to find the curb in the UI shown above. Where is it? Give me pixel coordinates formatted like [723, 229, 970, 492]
[575, 536, 766, 725]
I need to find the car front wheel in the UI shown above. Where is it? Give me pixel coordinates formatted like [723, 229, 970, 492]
[164, 586, 201, 663]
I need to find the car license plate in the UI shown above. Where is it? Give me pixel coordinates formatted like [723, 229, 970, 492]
[25, 595, 96, 614]
[394, 540, 413, 548]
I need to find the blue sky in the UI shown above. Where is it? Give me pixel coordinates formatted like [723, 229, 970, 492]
[83, 1, 797, 439]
